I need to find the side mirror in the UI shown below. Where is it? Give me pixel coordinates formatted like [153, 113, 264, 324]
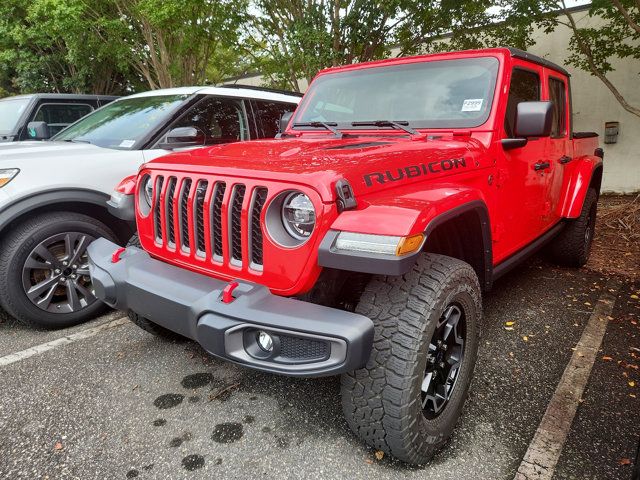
[159, 127, 205, 150]
[27, 121, 51, 140]
[279, 111, 294, 134]
[502, 101, 553, 150]
[515, 101, 553, 138]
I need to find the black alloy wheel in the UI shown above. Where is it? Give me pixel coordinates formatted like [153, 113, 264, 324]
[21, 231, 96, 313]
[421, 304, 466, 419]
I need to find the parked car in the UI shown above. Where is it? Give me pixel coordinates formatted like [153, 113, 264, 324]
[88, 47, 603, 464]
[0, 86, 301, 328]
[0, 94, 118, 142]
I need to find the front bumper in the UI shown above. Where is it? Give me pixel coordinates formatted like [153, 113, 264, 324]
[87, 238, 374, 377]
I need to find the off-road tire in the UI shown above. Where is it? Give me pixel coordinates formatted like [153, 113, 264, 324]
[125, 233, 184, 341]
[0, 212, 116, 328]
[549, 188, 597, 267]
[341, 253, 481, 465]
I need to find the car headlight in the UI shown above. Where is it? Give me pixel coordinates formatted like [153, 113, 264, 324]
[282, 192, 315, 240]
[0, 168, 20, 188]
[334, 232, 424, 256]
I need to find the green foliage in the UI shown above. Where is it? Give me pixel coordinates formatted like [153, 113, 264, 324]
[0, 0, 137, 94]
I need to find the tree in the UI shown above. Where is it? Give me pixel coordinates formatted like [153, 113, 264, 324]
[114, 0, 249, 89]
[0, 0, 137, 94]
[244, 0, 540, 92]
[558, 0, 640, 118]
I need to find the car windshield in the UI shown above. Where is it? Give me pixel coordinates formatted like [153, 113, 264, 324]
[0, 97, 31, 133]
[293, 57, 500, 130]
[53, 94, 190, 149]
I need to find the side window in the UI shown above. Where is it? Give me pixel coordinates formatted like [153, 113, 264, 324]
[33, 103, 94, 136]
[549, 77, 567, 138]
[166, 96, 248, 145]
[505, 69, 540, 138]
[253, 101, 296, 137]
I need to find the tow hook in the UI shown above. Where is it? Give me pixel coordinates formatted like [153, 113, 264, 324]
[222, 281, 240, 304]
[111, 247, 126, 263]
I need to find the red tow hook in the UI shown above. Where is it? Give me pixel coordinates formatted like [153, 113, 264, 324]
[222, 281, 240, 304]
[111, 247, 126, 263]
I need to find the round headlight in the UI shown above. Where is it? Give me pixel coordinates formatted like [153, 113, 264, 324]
[282, 192, 315, 240]
[142, 176, 154, 207]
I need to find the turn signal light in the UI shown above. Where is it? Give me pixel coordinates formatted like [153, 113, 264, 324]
[396, 234, 424, 256]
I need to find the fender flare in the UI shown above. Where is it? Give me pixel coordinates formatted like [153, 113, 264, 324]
[0, 188, 111, 235]
[560, 157, 603, 219]
[318, 199, 493, 289]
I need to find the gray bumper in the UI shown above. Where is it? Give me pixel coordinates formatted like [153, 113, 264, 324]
[87, 238, 374, 377]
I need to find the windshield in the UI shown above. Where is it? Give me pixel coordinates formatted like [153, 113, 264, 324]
[53, 94, 190, 149]
[294, 57, 500, 130]
[0, 98, 31, 133]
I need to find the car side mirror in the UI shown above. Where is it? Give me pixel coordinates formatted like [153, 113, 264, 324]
[502, 101, 554, 150]
[515, 101, 553, 138]
[158, 127, 205, 150]
[279, 111, 293, 134]
[27, 121, 51, 140]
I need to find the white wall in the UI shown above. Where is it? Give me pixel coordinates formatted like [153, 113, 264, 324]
[227, 7, 639, 192]
[527, 8, 640, 193]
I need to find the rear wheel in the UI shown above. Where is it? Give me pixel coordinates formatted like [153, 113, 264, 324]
[341, 253, 481, 464]
[549, 188, 597, 267]
[0, 212, 116, 328]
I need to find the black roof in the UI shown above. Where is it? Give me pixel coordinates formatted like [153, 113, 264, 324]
[220, 84, 304, 97]
[506, 47, 570, 77]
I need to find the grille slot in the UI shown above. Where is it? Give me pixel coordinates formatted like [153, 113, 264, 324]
[250, 187, 268, 267]
[149, 175, 266, 271]
[194, 180, 208, 255]
[179, 179, 192, 252]
[165, 177, 177, 246]
[153, 176, 164, 242]
[211, 182, 226, 259]
[229, 185, 246, 264]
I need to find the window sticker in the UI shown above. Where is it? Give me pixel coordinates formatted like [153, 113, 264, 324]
[461, 99, 483, 112]
[119, 140, 135, 148]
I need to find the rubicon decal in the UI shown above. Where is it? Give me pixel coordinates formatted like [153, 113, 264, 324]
[363, 158, 467, 187]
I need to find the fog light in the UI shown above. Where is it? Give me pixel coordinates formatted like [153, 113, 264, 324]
[257, 331, 274, 352]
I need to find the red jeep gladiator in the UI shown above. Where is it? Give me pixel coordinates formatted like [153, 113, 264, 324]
[88, 47, 603, 464]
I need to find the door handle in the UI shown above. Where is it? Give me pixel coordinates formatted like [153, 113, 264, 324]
[534, 161, 550, 171]
[559, 156, 572, 164]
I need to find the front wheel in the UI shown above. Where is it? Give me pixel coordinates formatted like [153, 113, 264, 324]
[0, 212, 116, 328]
[341, 253, 481, 465]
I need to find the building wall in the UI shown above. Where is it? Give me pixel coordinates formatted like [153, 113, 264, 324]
[527, 8, 640, 193]
[227, 7, 639, 192]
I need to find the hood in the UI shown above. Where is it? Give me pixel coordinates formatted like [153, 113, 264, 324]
[0, 141, 109, 162]
[146, 135, 490, 202]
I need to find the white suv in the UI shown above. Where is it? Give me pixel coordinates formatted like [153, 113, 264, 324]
[0, 86, 301, 328]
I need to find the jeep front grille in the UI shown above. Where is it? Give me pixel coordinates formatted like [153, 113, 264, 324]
[150, 175, 268, 269]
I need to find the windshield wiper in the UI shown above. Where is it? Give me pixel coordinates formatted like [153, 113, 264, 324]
[351, 120, 421, 138]
[63, 139, 92, 144]
[293, 121, 343, 139]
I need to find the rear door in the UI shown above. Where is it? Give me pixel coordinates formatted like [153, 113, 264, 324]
[542, 73, 571, 228]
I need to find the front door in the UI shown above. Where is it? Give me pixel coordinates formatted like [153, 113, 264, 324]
[496, 63, 550, 261]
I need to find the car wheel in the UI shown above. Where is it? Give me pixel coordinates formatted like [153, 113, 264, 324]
[0, 212, 116, 329]
[549, 188, 597, 267]
[341, 253, 481, 464]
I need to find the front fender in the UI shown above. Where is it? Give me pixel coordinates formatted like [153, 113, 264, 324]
[318, 184, 492, 278]
[330, 184, 489, 237]
[559, 156, 603, 219]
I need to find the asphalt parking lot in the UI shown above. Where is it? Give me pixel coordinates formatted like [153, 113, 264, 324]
[1, 255, 638, 480]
